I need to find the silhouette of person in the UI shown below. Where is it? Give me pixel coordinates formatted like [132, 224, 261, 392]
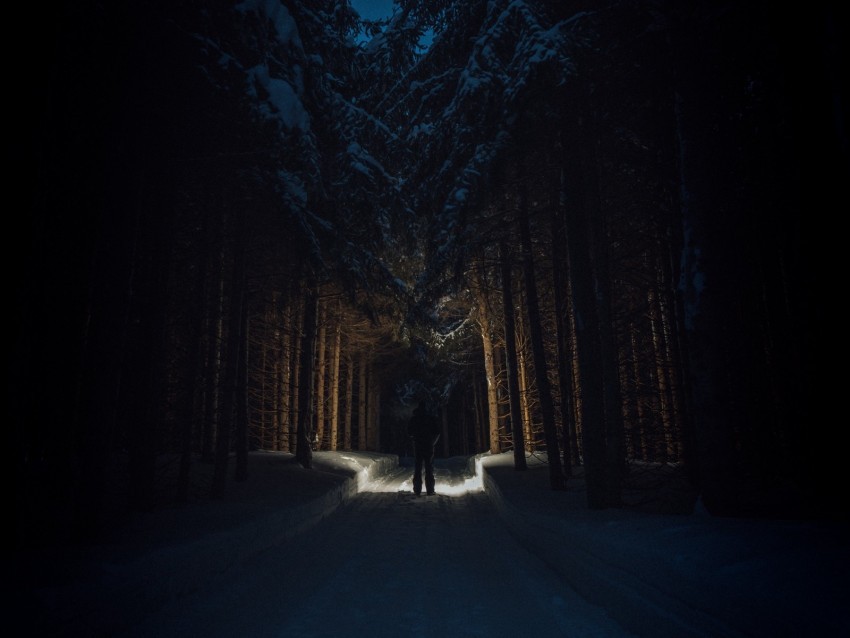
[409, 400, 441, 496]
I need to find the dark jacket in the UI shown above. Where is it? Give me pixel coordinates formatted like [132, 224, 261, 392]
[409, 404, 440, 447]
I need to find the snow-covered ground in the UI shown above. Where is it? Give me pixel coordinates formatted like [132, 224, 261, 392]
[15, 451, 849, 637]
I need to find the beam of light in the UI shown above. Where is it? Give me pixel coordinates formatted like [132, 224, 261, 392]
[354, 455, 484, 497]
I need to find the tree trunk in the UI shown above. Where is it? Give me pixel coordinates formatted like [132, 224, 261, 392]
[367, 366, 380, 451]
[472, 266, 502, 454]
[329, 316, 342, 450]
[516, 312, 534, 451]
[499, 240, 527, 471]
[518, 177, 566, 490]
[344, 353, 354, 451]
[550, 199, 574, 477]
[314, 298, 327, 448]
[560, 151, 608, 508]
[289, 290, 302, 454]
[295, 281, 319, 469]
[177, 239, 208, 503]
[201, 250, 224, 464]
[279, 295, 293, 452]
[211, 216, 246, 498]
[234, 294, 249, 482]
[357, 354, 367, 450]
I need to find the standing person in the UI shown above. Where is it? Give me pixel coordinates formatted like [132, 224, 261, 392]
[409, 400, 441, 496]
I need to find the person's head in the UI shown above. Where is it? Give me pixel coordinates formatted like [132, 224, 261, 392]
[415, 400, 427, 414]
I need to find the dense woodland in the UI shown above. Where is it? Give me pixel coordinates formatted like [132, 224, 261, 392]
[15, 0, 844, 548]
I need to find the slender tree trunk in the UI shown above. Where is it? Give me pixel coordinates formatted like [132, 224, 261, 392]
[500, 240, 527, 471]
[367, 367, 380, 451]
[296, 281, 318, 468]
[211, 216, 246, 498]
[565, 274, 582, 466]
[473, 267, 502, 454]
[315, 298, 327, 449]
[177, 241, 207, 502]
[516, 316, 533, 450]
[551, 196, 574, 477]
[560, 152, 608, 508]
[279, 298, 293, 452]
[357, 354, 367, 450]
[259, 307, 270, 449]
[344, 353, 354, 451]
[289, 288, 302, 454]
[329, 316, 341, 450]
[201, 251, 224, 464]
[518, 177, 565, 490]
[648, 288, 673, 462]
[234, 295, 249, 482]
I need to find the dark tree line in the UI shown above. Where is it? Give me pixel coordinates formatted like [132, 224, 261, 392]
[15, 0, 843, 547]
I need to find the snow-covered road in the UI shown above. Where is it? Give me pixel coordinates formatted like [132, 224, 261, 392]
[122, 464, 635, 637]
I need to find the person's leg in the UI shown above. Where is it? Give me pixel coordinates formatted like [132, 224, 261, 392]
[424, 446, 436, 495]
[412, 445, 423, 495]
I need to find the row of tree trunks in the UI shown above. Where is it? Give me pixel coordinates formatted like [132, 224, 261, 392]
[472, 264, 502, 454]
[295, 282, 319, 469]
[328, 317, 342, 451]
[499, 240, 528, 471]
[211, 212, 247, 498]
[517, 175, 567, 491]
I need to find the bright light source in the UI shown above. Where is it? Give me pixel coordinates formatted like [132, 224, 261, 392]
[358, 463, 483, 497]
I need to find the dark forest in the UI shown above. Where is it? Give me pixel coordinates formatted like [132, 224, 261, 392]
[14, 0, 845, 549]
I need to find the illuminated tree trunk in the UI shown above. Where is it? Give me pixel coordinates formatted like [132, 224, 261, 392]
[343, 353, 353, 450]
[279, 299, 293, 452]
[295, 282, 318, 469]
[518, 177, 565, 490]
[329, 317, 342, 450]
[357, 354, 367, 450]
[314, 300, 327, 449]
[516, 318, 534, 451]
[473, 267, 501, 453]
[500, 240, 527, 471]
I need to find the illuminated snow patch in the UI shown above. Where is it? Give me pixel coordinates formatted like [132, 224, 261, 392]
[337, 454, 374, 492]
[430, 472, 483, 496]
[356, 455, 484, 496]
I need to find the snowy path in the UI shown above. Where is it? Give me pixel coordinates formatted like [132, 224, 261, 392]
[122, 463, 636, 637]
